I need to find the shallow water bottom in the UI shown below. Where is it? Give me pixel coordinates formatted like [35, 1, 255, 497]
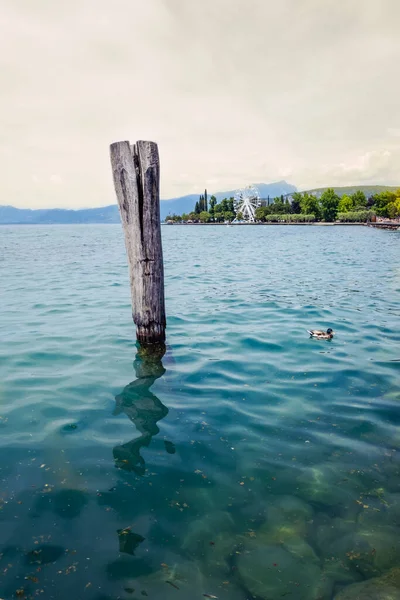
[1, 224, 400, 600]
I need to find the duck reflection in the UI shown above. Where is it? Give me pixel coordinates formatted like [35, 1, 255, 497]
[113, 344, 169, 475]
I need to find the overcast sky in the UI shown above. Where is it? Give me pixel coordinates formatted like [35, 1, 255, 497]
[2, 0, 400, 208]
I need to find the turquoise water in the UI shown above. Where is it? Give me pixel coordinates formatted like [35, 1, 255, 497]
[1, 224, 400, 600]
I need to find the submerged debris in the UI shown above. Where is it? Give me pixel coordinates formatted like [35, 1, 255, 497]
[166, 580, 180, 590]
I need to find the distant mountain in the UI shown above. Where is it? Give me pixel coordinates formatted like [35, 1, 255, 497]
[159, 194, 201, 220]
[212, 181, 297, 203]
[0, 181, 298, 224]
[304, 185, 400, 198]
[0, 204, 119, 224]
[160, 181, 297, 218]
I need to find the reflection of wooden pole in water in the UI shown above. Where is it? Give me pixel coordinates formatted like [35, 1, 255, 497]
[113, 344, 169, 475]
[109, 140, 166, 345]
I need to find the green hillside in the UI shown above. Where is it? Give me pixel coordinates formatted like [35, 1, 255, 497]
[304, 185, 400, 198]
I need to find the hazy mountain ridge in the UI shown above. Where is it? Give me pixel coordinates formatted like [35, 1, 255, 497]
[0, 204, 119, 224]
[304, 185, 399, 198]
[0, 181, 297, 223]
[2, 183, 398, 224]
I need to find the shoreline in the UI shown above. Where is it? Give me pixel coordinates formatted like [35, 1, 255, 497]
[1, 222, 398, 229]
[162, 222, 400, 229]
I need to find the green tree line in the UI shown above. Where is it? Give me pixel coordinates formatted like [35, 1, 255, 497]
[169, 189, 237, 223]
[166, 188, 400, 223]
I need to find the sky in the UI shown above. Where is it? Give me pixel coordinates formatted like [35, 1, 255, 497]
[1, 0, 400, 209]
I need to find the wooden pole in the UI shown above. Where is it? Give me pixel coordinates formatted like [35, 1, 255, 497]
[110, 140, 166, 344]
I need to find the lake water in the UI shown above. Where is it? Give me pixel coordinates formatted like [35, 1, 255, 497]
[1, 224, 400, 600]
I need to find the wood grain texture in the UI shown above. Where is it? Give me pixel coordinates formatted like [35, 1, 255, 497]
[110, 140, 166, 344]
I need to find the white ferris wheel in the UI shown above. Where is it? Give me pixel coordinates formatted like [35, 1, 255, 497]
[234, 185, 261, 222]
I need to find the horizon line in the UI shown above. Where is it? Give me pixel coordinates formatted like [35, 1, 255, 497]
[2, 182, 400, 212]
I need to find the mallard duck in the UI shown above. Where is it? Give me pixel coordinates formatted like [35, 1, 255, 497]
[307, 328, 334, 340]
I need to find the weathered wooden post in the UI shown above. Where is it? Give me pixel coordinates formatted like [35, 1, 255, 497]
[110, 140, 166, 344]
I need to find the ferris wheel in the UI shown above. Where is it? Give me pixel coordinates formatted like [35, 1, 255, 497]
[234, 185, 261, 222]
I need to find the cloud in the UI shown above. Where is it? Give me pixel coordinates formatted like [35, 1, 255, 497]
[298, 149, 400, 189]
[50, 174, 63, 184]
[0, 0, 399, 207]
[388, 128, 400, 138]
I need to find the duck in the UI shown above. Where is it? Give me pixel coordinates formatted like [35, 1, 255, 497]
[307, 328, 334, 340]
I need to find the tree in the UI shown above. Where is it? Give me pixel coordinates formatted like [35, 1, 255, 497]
[204, 189, 208, 212]
[338, 194, 353, 213]
[194, 201, 200, 214]
[209, 195, 217, 220]
[236, 211, 243, 221]
[216, 199, 230, 213]
[366, 195, 375, 208]
[223, 211, 235, 222]
[213, 211, 224, 222]
[166, 213, 182, 222]
[300, 193, 321, 219]
[387, 196, 400, 218]
[290, 192, 302, 214]
[255, 206, 268, 221]
[351, 190, 367, 208]
[320, 188, 339, 222]
[271, 201, 287, 214]
[199, 211, 211, 223]
[228, 198, 235, 213]
[372, 191, 396, 218]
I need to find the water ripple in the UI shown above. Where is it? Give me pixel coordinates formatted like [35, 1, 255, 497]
[0, 224, 399, 599]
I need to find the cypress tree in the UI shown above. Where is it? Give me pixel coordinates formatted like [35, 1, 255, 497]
[204, 189, 208, 212]
[195, 201, 200, 214]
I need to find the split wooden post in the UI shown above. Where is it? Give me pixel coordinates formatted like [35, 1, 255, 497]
[110, 140, 166, 344]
